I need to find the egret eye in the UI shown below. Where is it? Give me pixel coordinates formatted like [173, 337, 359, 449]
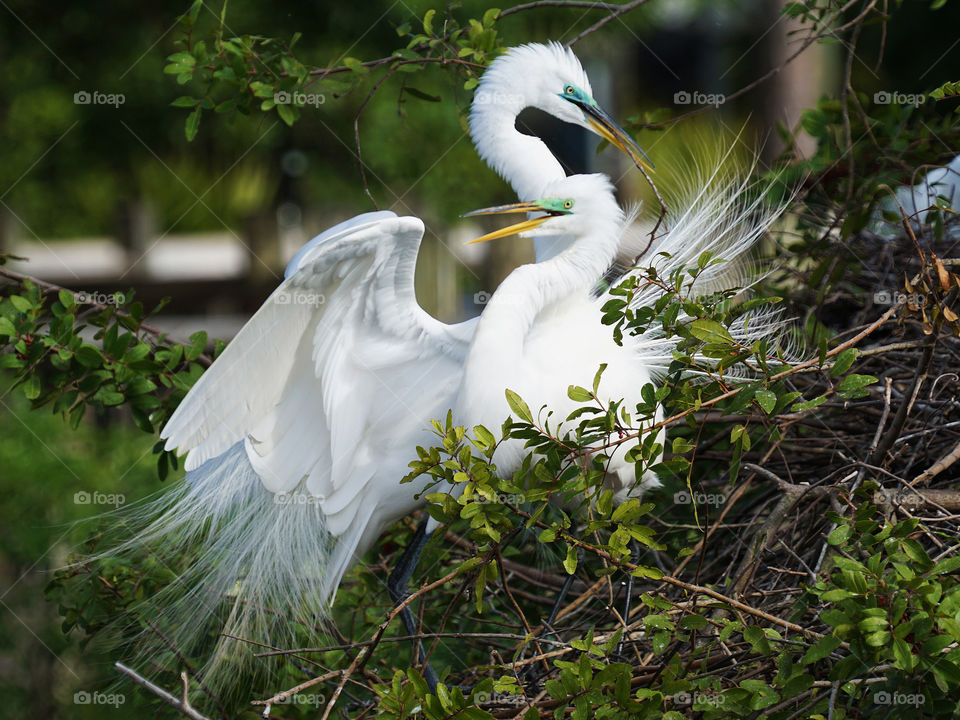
[564, 85, 576, 95]
[563, 200, 573, 209]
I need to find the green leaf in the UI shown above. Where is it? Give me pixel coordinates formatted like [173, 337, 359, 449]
[835, 373, 877, 396]
[9, 295, 32, 313]
[22, 375, 41, 400]
[690, 318, 734, 344]
[567, 385, 593, 402]
[563, 545, 578, 575]
[185, 107, 201, 141]
[276, 102, 296, 126]
[754, 389, 776, 414]
[505, 389, 533, 423]
[828, 525, 852, 546]
[829, 348, 858, 377]
[422, 8, 436, 35]
[801, 634, 841, 664]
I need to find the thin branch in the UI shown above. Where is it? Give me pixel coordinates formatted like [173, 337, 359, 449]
[566, 0, 654, 46]
[114, 663, 217, 720]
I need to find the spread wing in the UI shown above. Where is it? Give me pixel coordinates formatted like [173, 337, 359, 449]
[161, 211, 473, 530]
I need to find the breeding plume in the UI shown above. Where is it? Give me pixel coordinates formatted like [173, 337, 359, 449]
[102, 42, 651, 691]
[455, 170, 784, 500]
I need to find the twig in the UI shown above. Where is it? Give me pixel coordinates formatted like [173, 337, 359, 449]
[114, 663, 217, 720]
[566, 0, 654, 46]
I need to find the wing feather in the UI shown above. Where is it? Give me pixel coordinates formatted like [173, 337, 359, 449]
[162, 213, 472, 528]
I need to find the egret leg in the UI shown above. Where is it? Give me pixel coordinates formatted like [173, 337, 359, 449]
[519, 546, 583, 685]
[546, 549, 582, 628]
[387, 517, 440, 691]
[616, 539, 639, 657]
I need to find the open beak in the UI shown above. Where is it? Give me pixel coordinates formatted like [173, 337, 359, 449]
[462, 201, 552, 244]
[579, 103, 654, 173]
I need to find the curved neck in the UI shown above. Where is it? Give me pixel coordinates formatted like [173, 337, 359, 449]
[471, 96, 574, 262]
[468, 219, 621, 368]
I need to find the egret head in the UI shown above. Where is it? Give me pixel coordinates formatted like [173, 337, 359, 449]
[471, 42, 653, 173]
[464, 173, 623, 243]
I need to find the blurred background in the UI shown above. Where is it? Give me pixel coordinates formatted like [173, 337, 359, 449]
[1, 0, 958, 716]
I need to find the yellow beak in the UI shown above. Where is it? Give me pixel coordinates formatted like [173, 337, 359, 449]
[462, 201, 552, 244]
[586, 115, 655, 174]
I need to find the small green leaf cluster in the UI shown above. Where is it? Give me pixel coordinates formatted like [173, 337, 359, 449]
[804, 490, 960, 710]
[0, 277, 215, 479]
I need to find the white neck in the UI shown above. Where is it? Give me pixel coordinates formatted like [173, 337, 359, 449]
[471, 94, 574, 262]
[466, 216, 621, 375]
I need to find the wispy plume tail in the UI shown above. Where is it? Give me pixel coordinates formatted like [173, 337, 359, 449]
[89, 442, 338, 699]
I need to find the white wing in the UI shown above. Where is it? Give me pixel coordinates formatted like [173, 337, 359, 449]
[161, 211, 473, 532]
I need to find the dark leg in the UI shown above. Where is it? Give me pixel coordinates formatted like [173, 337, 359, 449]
[519, 546, 583, 685]
[387, 518, 440, 691]
[545, 547, 583, 629]
[616, 539, 639, 657]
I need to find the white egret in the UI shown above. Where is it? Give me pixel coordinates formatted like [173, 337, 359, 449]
[455, 170, 783, 507]
[105, 43, 652, 693]
[871, 154, 960, 239]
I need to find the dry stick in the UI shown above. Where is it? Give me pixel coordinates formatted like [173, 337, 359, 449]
[320, 560, 481, 720]
[911, 438, 960, 486]
[508, 503, 825, 640]
[254, 632, 570, 657]
[115, 663, 217, 720]
[726, 464, 828, 600]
